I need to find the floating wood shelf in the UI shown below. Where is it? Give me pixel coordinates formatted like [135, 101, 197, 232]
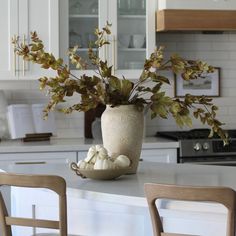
[156, 10, 236, 32]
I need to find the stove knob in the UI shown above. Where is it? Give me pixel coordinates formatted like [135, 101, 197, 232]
[203, 142, 210, 151]
[193, 142, 202, 151]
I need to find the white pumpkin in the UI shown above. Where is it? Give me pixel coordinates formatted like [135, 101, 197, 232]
[85, 145, 108, 164]
[114, 155, 130, 168]
[94, 159, 115, 170]
[77, 160, 93, 170]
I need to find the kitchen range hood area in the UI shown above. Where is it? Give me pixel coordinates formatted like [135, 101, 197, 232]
[156, 0, 236, 32]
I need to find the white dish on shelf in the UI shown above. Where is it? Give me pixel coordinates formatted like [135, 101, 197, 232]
[118, 35, 131, 48]
[69, 0, 98, 15]
[131, 34, 145, 48]
[69, 0, 83, 14]
[89, 0, 98, 14]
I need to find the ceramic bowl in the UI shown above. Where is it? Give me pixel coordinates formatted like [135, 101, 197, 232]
[118, 35, 131, 48]
[132, 34, 145, 48]
[71, 162, 130, 180]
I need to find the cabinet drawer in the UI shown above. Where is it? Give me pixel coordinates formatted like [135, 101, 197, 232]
[0, 152, 77, 165]
[141, 149, 177, 163]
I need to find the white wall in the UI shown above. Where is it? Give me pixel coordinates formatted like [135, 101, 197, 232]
[1, 32, 236, 138]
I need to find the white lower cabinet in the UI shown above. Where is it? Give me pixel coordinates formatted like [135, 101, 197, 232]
[0, 147, 177, 167]
[0, 152, 76, 215]
[0, 152, 77, 166]
[141, 148, 177, 163]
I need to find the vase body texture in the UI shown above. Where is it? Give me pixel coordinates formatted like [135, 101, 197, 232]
[101, 105, 144, 174]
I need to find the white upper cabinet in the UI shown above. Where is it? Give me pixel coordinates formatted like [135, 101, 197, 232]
[18, 0, 59, 80]
[0, 0, 59, 80]
[158, 0, 236, 10]
[0, 0, 18, 80]
[61, 0, 156, 79]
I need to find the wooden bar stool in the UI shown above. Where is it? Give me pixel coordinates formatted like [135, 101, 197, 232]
[0, 172, 79, 236]
[144, 183, 236, 236]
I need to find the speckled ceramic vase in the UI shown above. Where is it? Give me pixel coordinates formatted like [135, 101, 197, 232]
[101, 105, 144, 174]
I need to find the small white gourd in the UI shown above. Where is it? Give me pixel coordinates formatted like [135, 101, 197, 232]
[114, 155, 130, 168]
[77, 160, 94, 170]
[94, 158, 115, 170]
[85, 145, 108, 164]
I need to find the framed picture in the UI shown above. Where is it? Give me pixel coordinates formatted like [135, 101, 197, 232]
[174, 67, 220, 97]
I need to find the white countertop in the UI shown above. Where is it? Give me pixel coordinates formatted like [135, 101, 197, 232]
[2, 162, 236, 207]
[0, 137, 179, 153]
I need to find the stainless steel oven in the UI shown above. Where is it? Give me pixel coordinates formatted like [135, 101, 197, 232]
[156, 129, 236, 166]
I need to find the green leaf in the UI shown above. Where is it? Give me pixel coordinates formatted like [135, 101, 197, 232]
[151, 83, 161, 93]
[108, 77, 121, 91]
[151, 75, 170, 84]
[120, 79, 133, 98]
[170, 102, 181, 114]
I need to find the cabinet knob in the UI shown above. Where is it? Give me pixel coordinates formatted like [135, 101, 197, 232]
[203, 142, 210, 151]
[193, 142, 202, 151]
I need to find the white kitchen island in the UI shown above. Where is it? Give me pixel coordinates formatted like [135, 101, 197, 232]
[1, 162, 234, 236]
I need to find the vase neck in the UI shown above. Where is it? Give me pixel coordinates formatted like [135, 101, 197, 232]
[105, 104, 142, 112]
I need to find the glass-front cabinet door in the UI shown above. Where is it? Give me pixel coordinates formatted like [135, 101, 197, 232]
[69, 0, 98, 70]
[60, 0, 107, 75]
[60, 0, 155, 78]
[108, 0, 156, 79]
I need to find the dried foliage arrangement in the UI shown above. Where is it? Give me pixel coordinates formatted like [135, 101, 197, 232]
[13, 23, 228, 144]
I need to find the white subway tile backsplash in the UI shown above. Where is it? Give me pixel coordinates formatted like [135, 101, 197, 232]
[229, 51, 236, 60]
[158, 33, 195, 42]
[56, 128, 84, 138]
[228, 33, 236, 42]
[222, 69, 236, 79]
[193, 33, 229, 42]
[157, 42, 177, 51]
[195, 51, 229, 60]
[213, 98, 236, 107]
[228, 107, 236, 115]
[55, 119, 69, 129]
[212, 42, 236, 51]
[210, 60, 236, 70]
[222, 79, 236, 88]
[67, 118, 84, 129]
[0, 81, 31, 90]
[221, 88, 236, 97]
[176, 42, 213, 51]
